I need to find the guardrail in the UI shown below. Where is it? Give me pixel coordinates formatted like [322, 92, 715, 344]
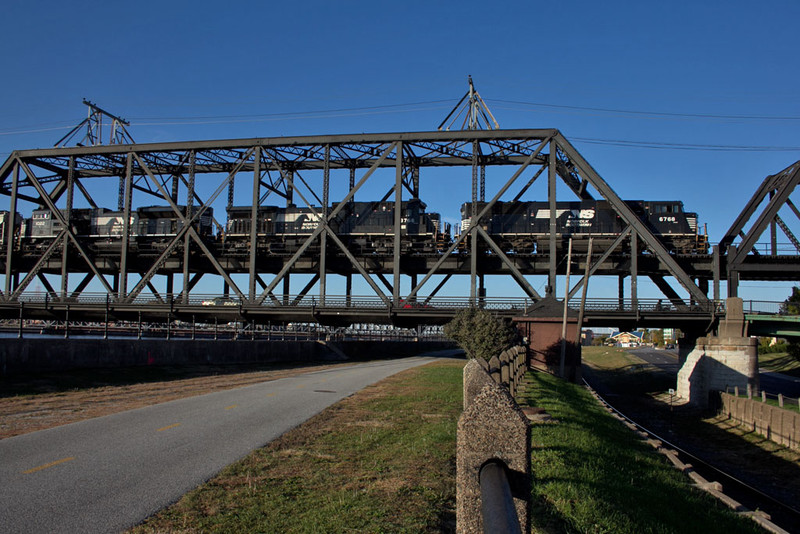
[458, 350, 530, 533]
[742, 300, 788, 315]
[479, 461, 521, 534]
[6, 291, 747, 315]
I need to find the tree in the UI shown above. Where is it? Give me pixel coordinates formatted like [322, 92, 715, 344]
[650, 329, 664, 347]
[783, 286, 800, 315]
[782, 287, 800, 361]
[444, 308, 517, 361]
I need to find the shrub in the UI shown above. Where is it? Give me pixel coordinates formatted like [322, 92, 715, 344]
[789, 341, 800, 361]
[443, 308, 516, 361]
[758, 338, 789, 355]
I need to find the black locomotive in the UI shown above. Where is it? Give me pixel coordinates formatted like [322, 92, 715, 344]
[225, 199, 450, 253]
[460, 200, 707, 254]
[18, 205, 214, 247]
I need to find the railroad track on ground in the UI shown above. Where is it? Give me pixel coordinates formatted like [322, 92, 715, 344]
[584, 380, 800, 534]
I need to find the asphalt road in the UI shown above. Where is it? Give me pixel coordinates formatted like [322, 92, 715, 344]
[628, 347, 680, 373]
[629, 347, 800, 398]
[0, 357, 439, 533]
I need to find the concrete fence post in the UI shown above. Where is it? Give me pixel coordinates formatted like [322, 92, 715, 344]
[463, 359, 496, 412]
[457, 362, 530, 534]
[762, 391, 767, 403]
[779, 394, 784, 408]
[735, 386, 739, 397]
[747, 383, 753, 399]
[488, 355, 501, 385]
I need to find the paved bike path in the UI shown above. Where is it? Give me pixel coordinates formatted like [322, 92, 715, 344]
[0, 357, 436, 533]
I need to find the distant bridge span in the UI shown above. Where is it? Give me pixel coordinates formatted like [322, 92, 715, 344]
[0, 291, 764, 332]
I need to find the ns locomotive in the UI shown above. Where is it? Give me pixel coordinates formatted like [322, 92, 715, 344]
[225, 199, 450, 253]
[17, 205, 214, 249]
[460, 200, 707, 254]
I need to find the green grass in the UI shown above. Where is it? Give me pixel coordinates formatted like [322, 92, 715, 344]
[580, 345, 675, 395]
[758, 351, 800, 377]
[129, 360, 464, 533]
[518, 371, 763, 533]
[726, 391, 800, 412]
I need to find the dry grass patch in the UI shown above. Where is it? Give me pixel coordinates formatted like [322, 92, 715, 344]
[0, 362, 353, 439]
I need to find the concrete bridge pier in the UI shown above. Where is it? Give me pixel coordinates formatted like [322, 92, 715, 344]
[676, 297, 759, 408]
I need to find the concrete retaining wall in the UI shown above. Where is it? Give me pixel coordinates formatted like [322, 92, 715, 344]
[720, 392, 800, 451]
[0, 338, 456, 377]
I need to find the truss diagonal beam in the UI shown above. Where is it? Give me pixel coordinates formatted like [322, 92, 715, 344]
[125, 151, 251, 300]
[16, 158, 114, 294]
[719, 169, 787, 250]
[325, 228, 390, 305]
[730, 161, 800, 265]
[476, 226, 541, 299]
[10, 230, 64, 300]
[554, 134, 707, 303]
[567, 226, 633, 299]
[258, 143, 398, 302]
[407, 141, 548, 300]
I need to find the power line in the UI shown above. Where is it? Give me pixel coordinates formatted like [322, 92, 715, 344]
[129, 99, 454, 121]
[0, 97, 798, 153]
[488, 98, 800, 121]
[134, 104, 452, 126]
[572, 136, 800, 152]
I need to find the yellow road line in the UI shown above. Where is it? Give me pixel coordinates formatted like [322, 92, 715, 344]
[225, 404, 238, 410]
[266, 392, 276, 397]
[23, 457, 75, 474]
[157, 423, 182, 432]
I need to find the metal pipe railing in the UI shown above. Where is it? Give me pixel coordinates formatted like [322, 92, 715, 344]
[479, 460, 521, 534]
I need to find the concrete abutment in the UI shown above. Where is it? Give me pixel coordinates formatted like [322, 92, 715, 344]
[675, 298, 759, 408]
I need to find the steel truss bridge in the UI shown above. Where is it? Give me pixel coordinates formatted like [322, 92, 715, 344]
[0, 129, 798, 329]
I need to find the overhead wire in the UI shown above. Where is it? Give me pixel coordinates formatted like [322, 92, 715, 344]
[487, 98, 800, 122]
[0, 96, 798, 153]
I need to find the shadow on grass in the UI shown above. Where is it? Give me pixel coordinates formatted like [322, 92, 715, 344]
[521, 370, 767, 533]
[583, 362, 800, 522]
[760, 353, 800, 378]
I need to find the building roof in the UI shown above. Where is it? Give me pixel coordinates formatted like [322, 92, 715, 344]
[609, 331, 644, 340]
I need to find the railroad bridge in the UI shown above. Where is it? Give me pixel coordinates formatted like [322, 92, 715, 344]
[0, 125, 798, 402]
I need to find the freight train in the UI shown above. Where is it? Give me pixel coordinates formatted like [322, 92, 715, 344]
[2, 199, 451, 255]
[16, 205, 214, 250]
[1, 197, 706, 256]
[460, 200, 707, 254]
[225, 199, 450, 253]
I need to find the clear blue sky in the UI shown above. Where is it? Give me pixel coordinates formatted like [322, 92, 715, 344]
[1, 0, 798, 302]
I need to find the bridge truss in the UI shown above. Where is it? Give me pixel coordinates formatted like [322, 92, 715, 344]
[0, 129, 796, 326]
[719, 160, 800, 297]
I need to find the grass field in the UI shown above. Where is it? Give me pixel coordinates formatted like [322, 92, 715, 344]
[518, 370, 762, 533]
